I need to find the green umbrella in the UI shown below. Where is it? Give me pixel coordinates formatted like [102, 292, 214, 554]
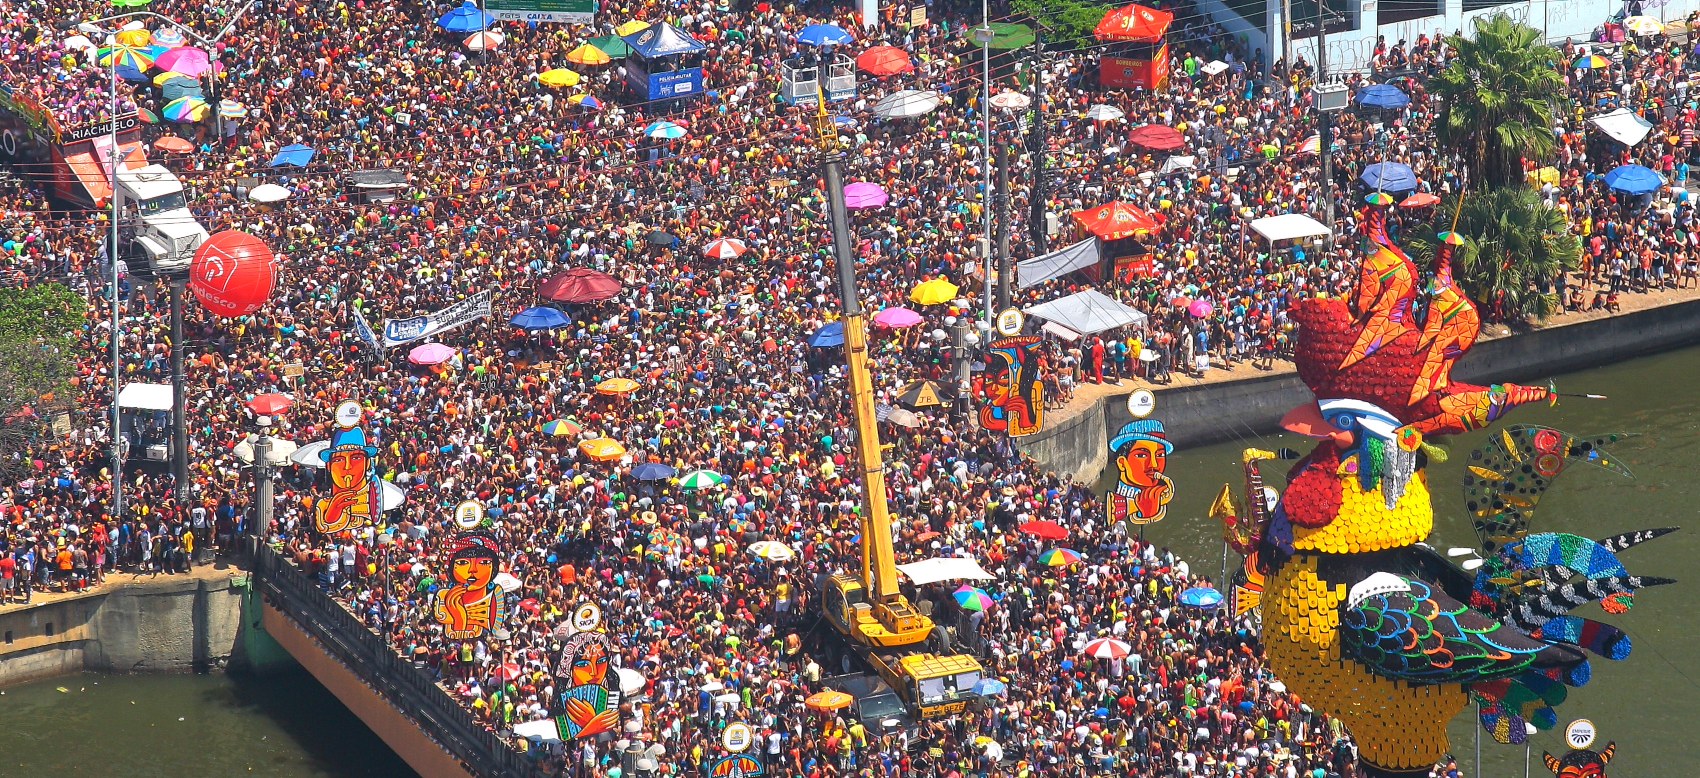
[588, 35, 632, 58]
[678, 469, 726, 491]
[969, 22, 1035, 51]
[697, 574, 717, 585]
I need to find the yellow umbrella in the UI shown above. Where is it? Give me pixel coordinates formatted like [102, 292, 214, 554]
[537, 68, 582, 88]
[615, 19, 650, 36]
[115, 29, 152, 47]
[565, 43, 611, 66]
[596, 377, 641, 395]
[804, 690, 855, 712]
[909, 278, 960, 306]
[580, 437, 627, 462]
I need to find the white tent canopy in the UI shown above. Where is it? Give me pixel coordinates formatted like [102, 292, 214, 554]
[897, 557, 996, 585]
[118, 382, 174, 411]
[1024, 289, 1148, 336]
[1016, 238, 1099, 288]
[1590, 107, 1655, 147]
[1250, 213, 1332, 243]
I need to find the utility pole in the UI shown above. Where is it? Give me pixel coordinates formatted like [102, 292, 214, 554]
[253, 419, 274, 545]
[1027, 26, 1047, 254]
[169, 278, 189, 506]
[994, 140, 1012, 309]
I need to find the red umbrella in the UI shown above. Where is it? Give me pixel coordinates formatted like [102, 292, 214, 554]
[1095, 4, 1173, 42]
[1399, 192, 1441, 209]
[246, 393, 294, 416]
[857, 46, 914, 76]
[493, 662, 523, 682]
[1072, 201, 1159, 240]
[1128, 124, 1186, 152]
[539, 267, 622, 303]
[1018, 520, 1069, 540]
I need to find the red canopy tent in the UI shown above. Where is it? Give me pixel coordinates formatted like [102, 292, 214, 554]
[1096, 5, 1173, 90]
[539, 267, 622, 303]
[1072, 201, 1159, 240]
[1127, 124, 1187, 152]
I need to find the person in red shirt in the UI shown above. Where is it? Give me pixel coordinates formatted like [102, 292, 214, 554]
[0, 552, 14, 603]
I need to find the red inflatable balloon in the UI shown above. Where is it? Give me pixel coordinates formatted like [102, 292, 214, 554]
[190, 230, 276, 318]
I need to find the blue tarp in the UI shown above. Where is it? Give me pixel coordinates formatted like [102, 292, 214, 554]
[807, 321, 845, 348]
[1355, 84, 1410, 110]
[1604, 164, 1663, 195]
[796, 23, 853, 46]
[269, 144, 315, 167]
[1360, 161, 1418, 192]
[437, 2, 493, 32]
[624, 22, 706, 58]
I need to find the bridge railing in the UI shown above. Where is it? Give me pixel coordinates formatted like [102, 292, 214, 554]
[252, 544, 541, 778]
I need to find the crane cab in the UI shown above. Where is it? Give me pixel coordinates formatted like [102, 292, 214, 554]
[822, 573, 933, 649]
[781, 51, 856, 107]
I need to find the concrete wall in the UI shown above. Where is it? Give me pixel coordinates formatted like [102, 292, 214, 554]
[0, 574, 246, 688]
[1020, 299, 1700, 484]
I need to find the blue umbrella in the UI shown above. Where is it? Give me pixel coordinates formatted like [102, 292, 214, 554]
[796, 23, 853, 46]
[510, 306, 569, 330]
[631, 462, 677, 481]
[807, 321, 845, 348]
[115, 63, 149, 83]
[438, 2, 494, 32]
[270, 144, 315, 167]
[1604, 164, 1663, 195]
[972, 678, 1008, 697]
[1359, 161, 1418, 193]
[1354, 84, 1410, 110]
[1179, 586, 1224, 608]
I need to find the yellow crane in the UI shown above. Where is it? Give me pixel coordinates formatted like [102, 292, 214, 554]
[807, 94, 984, 720]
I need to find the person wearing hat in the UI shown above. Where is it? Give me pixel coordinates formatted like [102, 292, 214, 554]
[318, 424, 379, 534]
[1107, 419, 1173, 525]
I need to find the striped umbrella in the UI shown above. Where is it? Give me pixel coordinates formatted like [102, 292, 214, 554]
[644, 120, 687, 140]
[702, 238, 747, 260]
[1038, 548, 1084, 567]
[678, 469, 726, 491]
[218, 100, 248, 119]
[953, 585, 995, 612]
[541, 418, 582, 436]
[162, 96, 209, 123]
[567, 94, 601, 110]
[97, 45, 156, 71]
[1574, 54, 1610, 69]
[151, 27, 186, 48]
[747, 540, 796, 562]
[1083, 636, 1133, 660]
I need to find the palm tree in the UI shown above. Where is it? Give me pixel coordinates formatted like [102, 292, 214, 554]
[1428, 15, 1569, 188]
[1408, 188, 1580, 323]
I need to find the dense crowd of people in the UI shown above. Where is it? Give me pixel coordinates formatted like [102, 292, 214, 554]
[2, 0, 1698, 774]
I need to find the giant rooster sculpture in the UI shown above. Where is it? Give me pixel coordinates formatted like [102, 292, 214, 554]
[1212, 194, 1675, 776]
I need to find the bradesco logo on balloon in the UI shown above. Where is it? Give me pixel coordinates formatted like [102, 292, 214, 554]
[190, 231, 277, 318]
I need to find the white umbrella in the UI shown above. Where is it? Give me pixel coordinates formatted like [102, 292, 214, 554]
[616, 667, 646, 696]
[290, 439, 330, 468]
[249, 183, 290, 203]
[1085, 104, 1124, 122]
[492, 572, 522, 592]
[990, 91, 1030, 110]
[713, 692, 741, 705]
[61, 34, 96, 53]
[1624, 15, 1664, 35]
[874, 90, 942, 119]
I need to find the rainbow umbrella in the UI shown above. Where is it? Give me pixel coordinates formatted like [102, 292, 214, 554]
[97, 45, 156, 71]
[151, 27, 185, 48]
[953, 585, 995, 612]
[541, 418, 582, 437]
[1038, 548, 1085, 567]
[678, 469, 725, 491]
[162, 96, 209, 123]
[1574, 54, 1610, 69]
[218, 100, 248, 119]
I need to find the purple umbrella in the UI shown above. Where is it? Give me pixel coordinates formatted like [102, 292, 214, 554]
[408, 342, 457, 366]
[156, 47, 212, 77]
[1188, 299, 1214, 318]
[871, 306, 923, 329]
[844, 182, 888, 210]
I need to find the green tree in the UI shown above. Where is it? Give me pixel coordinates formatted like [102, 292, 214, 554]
[1008, 0, 1110, 48]
[1427, 14, 1569, 188]
[1408, 188, 1580, 323]
[0, 283, 83, 479]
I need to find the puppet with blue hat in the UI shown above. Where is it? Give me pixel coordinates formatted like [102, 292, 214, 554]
[1107, 419, 1174, 525]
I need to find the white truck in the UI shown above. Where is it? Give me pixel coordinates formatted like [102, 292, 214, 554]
[115, 164, 209, 277]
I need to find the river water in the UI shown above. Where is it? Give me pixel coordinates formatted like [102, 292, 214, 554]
[2, 349, 1695, 777]
[1103, 346, 1700, 776]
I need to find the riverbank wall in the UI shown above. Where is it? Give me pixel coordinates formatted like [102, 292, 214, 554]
[1020, 297, 1700, 484]
[0, 573, 248, 688]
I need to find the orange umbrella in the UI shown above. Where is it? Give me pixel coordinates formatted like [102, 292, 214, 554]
[566, 43, 611, 66]
[580, 437, 627, 462]
[596, 377, 641, 395]
[154, 136, 194, 154]
[1072, 201, 1159, 240]
[804, 690, 855, 712]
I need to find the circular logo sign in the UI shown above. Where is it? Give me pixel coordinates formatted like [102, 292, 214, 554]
[334, 400, 363, 428]
[994, 308, 1024, 337]
[721, 722, 754, 753]
[1127, 389, 1157, 419]
[571, 602, 603, 633]
[453, 500, 485, 530]
[1565, 719, 1597, 750]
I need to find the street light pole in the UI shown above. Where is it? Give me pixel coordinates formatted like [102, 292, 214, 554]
[976, 4, 995, 329]
[105, 26, 125, 531]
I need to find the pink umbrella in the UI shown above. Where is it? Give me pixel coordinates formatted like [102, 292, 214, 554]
[844, 182, 888, 210]
[157, 47, 213, 77]
[871, 307, 923, 329]
[408, 342, 456, 366]
[1188, 299, 1214, 318]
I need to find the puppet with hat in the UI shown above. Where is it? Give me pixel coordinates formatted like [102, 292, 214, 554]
[316, 423, 379, 534]
[434, 531, 506, 641]
[1107, 418, 1173, 525]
